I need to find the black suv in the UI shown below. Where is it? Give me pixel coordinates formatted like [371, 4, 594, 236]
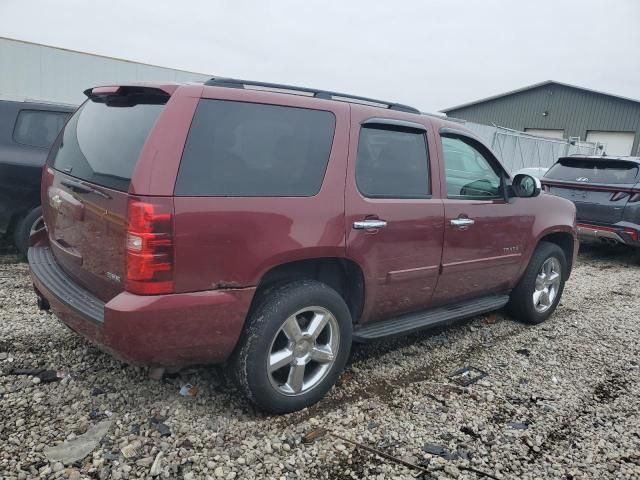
[542, 156, 640, 248]
[0, 99, 75, 255]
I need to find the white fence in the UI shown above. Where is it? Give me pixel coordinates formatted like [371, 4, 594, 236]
[462, 122, 603, 173]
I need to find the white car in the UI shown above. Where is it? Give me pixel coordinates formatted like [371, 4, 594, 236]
[514, 167, 549, 179]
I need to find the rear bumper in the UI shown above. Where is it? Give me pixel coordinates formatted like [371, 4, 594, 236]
[28, 246, 256, 367]
[576, 222, 640, 247]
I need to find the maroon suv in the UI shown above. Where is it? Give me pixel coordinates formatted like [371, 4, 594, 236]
[29, 79, 577, 413]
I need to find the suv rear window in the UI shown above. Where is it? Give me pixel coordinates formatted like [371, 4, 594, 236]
[175, 100, 336, 197]
[545, 158, 639, 184]
[14, 110, 70, 148]
[51, 91, 167, 191]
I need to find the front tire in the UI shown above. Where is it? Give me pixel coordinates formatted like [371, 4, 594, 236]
[508, 241, 567, 324]
[231, 280, 352, 414]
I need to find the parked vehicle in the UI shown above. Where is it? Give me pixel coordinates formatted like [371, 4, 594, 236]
[514, 167, 549, 179]
[542, 156, 640, 247]
[28, 79, 578, 413]
[0, 99, 75, 255]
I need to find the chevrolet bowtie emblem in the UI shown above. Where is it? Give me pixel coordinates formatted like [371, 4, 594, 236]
[50, 194, 62, 210]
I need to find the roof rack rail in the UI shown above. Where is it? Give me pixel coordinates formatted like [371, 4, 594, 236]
[204, 77, 420, 114]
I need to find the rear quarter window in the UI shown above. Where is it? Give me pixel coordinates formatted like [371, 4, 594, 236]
[545, 159, 639, 184]
[13, 110, 70, 148]
[175, 100, 336, 197]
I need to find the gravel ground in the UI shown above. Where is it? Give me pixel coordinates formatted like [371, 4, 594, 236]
[1, 241, 639, 480]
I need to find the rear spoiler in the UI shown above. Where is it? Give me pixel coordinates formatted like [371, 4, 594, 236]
[556, 156, 640, 168]
[83, 86, 172, 106]
[83, 84, 178, 100]
[84, 86, 121, 97]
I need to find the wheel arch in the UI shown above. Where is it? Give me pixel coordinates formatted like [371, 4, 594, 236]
[252, 257, 365, 322]
[536, 229, 577, 278]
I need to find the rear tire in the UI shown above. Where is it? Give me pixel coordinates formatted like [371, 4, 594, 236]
[231, 280, 352, 414]
[508, 241, 567, 324]
[13, 206, 44, 257]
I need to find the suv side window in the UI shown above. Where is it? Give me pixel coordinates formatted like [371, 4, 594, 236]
[441, 135, 502, 199]
[356, 125, 430, 198]
[13, 110, 70, 148]
[175, 100, 336, 197]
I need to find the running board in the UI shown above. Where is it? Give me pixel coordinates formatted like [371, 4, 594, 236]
[352, 294, 509, 342]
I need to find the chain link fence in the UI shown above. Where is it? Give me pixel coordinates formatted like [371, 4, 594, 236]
[461, 122, 603, 173]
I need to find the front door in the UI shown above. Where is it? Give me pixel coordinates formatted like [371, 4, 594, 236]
[433, 133, 531, 304]
[345, 114, 444, 323]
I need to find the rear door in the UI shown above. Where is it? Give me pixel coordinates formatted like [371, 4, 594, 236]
[543, 158, 640, 224]
[433, 132, 531, 305]
[43, 87, 169, 301]
[345, 113, 444, 323]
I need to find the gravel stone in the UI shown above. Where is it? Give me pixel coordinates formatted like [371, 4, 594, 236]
[1, 243, 639, 479]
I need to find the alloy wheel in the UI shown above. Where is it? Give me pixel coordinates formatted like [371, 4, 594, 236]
[29, 216, 45, 236]
[267, 306, 340, 396]
[533, 257, 561, 313]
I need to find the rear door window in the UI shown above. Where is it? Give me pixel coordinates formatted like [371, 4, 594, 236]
[545, 159, 639, 184]
[51, 91, 167, 191]
[355, 125, 430, 198]
[175, 100, 336, 196]
[13, 110, 70, 148]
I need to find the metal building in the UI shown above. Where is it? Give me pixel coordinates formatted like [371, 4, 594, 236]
[0, 37, 212, 106]
[441, 81, 640, 156]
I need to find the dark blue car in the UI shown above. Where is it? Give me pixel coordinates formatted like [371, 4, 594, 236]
[0, 99, 75, 255]
[542, 156, 640, 247]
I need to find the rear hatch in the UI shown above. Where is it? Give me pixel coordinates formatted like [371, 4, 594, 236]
[43, 86, 169, 302]
[542, 157, 640, 224]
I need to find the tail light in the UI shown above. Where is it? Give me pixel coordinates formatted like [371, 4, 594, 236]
[622, 227, 639, 242]
[610, 192, 629, 201]
[125, 198, 174, 295]
[629, 193, 640, 203]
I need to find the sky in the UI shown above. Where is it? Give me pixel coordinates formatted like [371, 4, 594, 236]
[1, 0, 639, 113]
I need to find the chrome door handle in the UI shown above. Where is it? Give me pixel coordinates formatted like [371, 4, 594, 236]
[450, 218, 475, 227]
[353, 219, 387, 230]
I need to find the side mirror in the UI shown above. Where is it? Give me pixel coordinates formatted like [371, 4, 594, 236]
[512, 174, 541, 198]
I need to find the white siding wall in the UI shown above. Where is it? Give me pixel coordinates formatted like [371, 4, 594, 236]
[0, 37, 212, 105]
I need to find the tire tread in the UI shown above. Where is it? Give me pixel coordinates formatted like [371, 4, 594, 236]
[508, 241, 567, 324]
[230, 280, 352, 413]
